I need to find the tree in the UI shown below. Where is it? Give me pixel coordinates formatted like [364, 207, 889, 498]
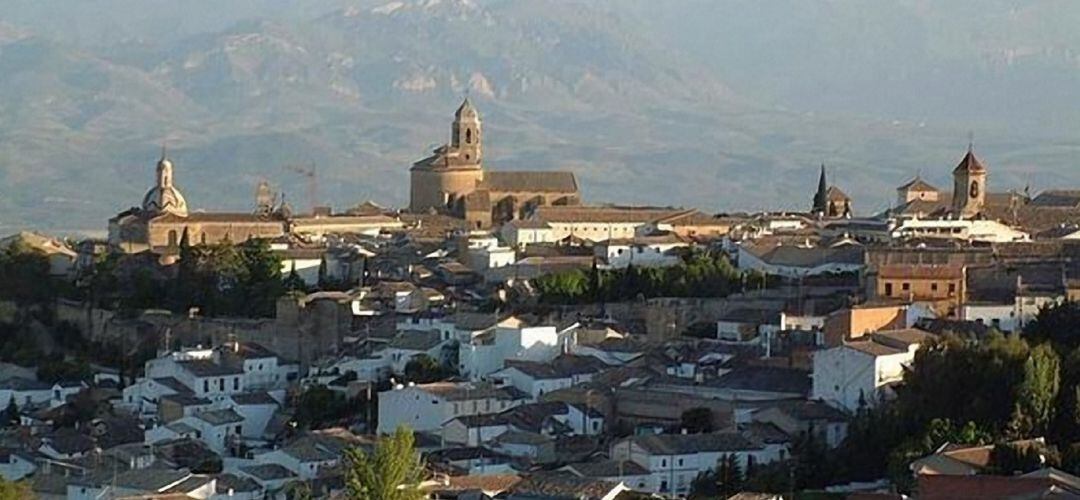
[343, 425, 425, 500]
[403, 355, 453, 384]
[317, 257, 329, 290]
[680, 407, 714, 434]
[1008, 343, 1060, 438]
[989, 441, 1056, 475]
[1024, 301, 1080, 351]
[4, 397, 18, 427]
[294, 385, 356, 429]
[283, 263, 307, 293]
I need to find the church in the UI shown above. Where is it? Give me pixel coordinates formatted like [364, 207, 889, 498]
[409, 99, 581, 228]
[109, 152, 402, 253]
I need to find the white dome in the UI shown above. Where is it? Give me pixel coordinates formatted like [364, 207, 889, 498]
[142, 155, 188, 216]
[142, 185, 188, 216]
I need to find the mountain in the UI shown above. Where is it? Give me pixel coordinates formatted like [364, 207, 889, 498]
[0, 0, 1078, 234]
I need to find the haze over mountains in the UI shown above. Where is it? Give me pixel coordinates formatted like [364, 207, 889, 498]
[2, 0, 1079, 233]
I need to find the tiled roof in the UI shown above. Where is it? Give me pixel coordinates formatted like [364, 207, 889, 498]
[631, 431, 763, 455]
[194, 409, 244, 426]
[952, 150, 987, 174]
[874, 264, 963, 279]
[712, 366, 811, 395]
[898, 177, 939, 192]
[503, 355, 608, 380]
[845, 339, 905, 357]
[418, 382, 529, 402]
[177, 360, 243, 377]
[564, 459, 649, 478]
[533, 206, 687, 224]
[482, 171, 578, 194]
[240, 463, 297, 481]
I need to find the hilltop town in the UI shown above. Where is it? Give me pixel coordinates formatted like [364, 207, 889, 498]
[5, 100, 1080, 499]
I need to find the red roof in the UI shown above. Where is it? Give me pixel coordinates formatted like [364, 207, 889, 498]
[953, 150, 987, 174]
[918, 475, 1056, 500]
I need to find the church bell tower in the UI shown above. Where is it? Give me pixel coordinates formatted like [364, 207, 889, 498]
[452, 98, 482, 166]
[952, 146, 987, 218]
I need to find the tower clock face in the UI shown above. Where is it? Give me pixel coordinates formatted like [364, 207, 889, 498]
[970, 181, 980, 198]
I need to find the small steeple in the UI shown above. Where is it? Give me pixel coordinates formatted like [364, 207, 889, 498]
[813, 163, 829, 214]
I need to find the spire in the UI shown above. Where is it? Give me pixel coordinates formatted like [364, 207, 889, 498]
[813, 163, 828, 214]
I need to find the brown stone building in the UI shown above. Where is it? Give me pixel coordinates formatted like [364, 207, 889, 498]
[867, 264, 965, 315]
[409, 99, 581, 228]
[109, 154, 402, 253]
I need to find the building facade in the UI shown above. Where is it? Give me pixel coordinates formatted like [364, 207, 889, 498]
[409, 99, 581, 228]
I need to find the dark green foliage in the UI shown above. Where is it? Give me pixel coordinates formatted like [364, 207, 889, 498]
[37, 358, 92, 383]
[690, 454, 743, 498]
[283, 263, 308, 293]
[534, 250, 762, 304]
[988, 442, 1055, 475]
[403, 355, 454, 384]
[679, 407, 714, 434]
[172, 239, 285, 318]
[294, 385, 361, 430]
[4, 398, 18, 427]
[1023, 301, 1080, 351]
[0, 239, 55, 306]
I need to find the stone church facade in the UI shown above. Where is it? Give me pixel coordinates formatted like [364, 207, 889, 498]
[109, 154, 288, 253]
[409, 99, 581, 228]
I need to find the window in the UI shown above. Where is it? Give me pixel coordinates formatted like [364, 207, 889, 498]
[931, 283, 938, 292]
[233, 378, 239, 390]
[203, 380, 209, 392]
[168, 230, 178, 247]
[678, 459, 684, 466]
[902, 283, 910, 292]
[661, 459, 667, 467]
[466, 128, 473, 144]
[885, 283, 893, 296]
[219, 378, 225, 391]
[949, 283, 957, 294]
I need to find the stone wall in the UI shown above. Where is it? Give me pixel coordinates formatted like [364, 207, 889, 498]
[55, 297, 348, 367]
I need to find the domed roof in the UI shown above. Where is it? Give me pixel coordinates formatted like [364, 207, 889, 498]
[142, 156, 188, 216]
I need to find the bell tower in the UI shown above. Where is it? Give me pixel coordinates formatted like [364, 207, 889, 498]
[952, 146, 987, 218]
[451, 98, 482, 166]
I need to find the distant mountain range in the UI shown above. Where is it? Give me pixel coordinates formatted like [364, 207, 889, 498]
[1, 0, 1079, 234]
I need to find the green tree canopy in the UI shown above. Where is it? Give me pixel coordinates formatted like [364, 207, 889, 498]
[344, 426, 425, 500]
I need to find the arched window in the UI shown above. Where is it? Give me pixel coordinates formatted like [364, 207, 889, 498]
[970, 181, 980, 198]
[167, 230, 178, 247]
[465, 128, 473, 144]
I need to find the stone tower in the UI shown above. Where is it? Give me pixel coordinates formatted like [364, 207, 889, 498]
[951, 147, 987, 218]
[451, 98, 482, 165]
[409, 99, 486, 213]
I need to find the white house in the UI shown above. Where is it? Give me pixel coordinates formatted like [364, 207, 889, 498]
[891, 217, 1030, 243]
[812, 329, 931, 411]
[122, 342, 296, 416]
[595, 234, 687, 269]
[491, 355, 609, 399]
[0, 378, 54, 408]
[610, 432, 783, 496]
[377, 381, 529, 434]
[0, 450, 36, 481]
[377, 330, 453, 374]
[737, 242, 864, 278]
[458, 323, 575, 380]
[500, 220, 556, 247]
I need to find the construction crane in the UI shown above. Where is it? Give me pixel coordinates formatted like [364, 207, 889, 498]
[287, 163, 318, 214]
